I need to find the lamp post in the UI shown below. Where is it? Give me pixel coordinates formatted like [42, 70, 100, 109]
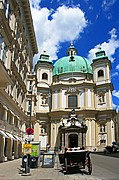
[30, 83, 37, 127]
[23, 83, 37, 176]
[26, 82, 37, 138]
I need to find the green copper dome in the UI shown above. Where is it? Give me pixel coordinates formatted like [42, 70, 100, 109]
[52, 55, 93, 76]
[53, 43, 93, 76]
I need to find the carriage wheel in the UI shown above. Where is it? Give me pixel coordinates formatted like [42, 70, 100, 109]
[88, 161, 92, 175]
[87, 159, 92, 175]
[86, 157, 92, 175]
[65, 158, 68, 172]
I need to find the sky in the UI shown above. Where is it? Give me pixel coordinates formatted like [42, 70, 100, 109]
[29, 0, 119, 111]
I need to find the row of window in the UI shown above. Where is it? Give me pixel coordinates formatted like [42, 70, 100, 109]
[28, 94, 105, 111]
[27, 92, 105, 111]
[43, 70, 104, 79]
[35, 69, 104, 83]
[68, 94, 105, 107]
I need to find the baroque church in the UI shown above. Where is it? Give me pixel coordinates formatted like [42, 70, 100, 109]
[31, 43, 116, 151]
[0, 0, 117, 164]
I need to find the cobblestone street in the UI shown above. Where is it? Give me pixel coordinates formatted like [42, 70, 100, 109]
[0, 155, 103, 180]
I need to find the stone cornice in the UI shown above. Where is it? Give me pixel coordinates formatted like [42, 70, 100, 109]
[21, 0, 38, 55]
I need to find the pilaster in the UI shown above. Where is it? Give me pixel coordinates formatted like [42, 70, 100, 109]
[58, 89, 62, 109]
[84, 88, 88, 108]
[34, 123, 40, 141]
[107, 121, 111, 145]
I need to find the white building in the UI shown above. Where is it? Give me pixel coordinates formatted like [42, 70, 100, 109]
[29, 43, 116, 151]
[0, 0, 38, 162]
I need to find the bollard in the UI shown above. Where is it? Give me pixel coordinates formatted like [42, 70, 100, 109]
[21, 154, 31, 176]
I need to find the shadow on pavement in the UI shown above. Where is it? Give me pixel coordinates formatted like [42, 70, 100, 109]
[59, 165, 91, 175]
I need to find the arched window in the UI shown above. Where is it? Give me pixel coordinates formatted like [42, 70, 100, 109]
[42, 73, 48, 80]
[98, 70, 104, 77]
[68, 95, 77, 108]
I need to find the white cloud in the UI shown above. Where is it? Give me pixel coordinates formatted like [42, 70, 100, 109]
[112, 90, 119, 99]
[88, 28, 119, 62]
[30, 5, 87, 64]
[111, 72, 119, 77]
[30, 0, 41, 9]
[116, 64, 119, 70]
[102, 0, 117, 11]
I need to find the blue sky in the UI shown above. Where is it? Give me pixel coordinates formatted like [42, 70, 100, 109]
[29, 0, 119, 110]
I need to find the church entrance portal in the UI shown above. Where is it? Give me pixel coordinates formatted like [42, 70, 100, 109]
[69, 134, 78, 148]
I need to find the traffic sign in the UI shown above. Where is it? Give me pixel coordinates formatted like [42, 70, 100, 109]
[24, 144, 32, 148]
[26, 127, 34, 135]
[23, 144, 32, 154]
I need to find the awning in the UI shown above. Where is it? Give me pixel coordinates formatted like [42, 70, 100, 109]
[0, 130, 9, 138]
[6, 132, 16, 140]
[14, 135, 22, 141]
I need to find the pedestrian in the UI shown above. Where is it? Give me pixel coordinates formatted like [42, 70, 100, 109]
[46, 143, 50, 152]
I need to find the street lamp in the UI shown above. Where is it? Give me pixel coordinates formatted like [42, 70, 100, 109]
[29, 83, 36, 129]
[23, 83, 37, 175]
[26, 82, 37, 138]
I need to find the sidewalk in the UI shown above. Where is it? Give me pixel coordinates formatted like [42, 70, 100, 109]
[0, 155, 102, 180]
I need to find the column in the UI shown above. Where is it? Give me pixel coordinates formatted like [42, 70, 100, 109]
[14, 140, 18, 158]
[50, 123, 55, 148]
[91, 89, 94, 108]
[59, 89, 62, 109]
[78, 133, 82, 147]
[61, 133, 65, 149]
[3, 106, 8, 121]
[84, 88, 88, 108]
[78, 92, 80, 108]
[7, 139, 12, 160]
[34, 123, 40, 141]
[108, 89, 112, 108]
[86, 119, 91, 148]
[91, 119, 96, 148]
[65, 133, 68, 148]
[107, 121, 111, 145]
[0, 136, 5, 162]
[106, 64, 110, 80]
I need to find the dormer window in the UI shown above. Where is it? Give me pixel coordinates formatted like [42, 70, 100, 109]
[98, 70, 104, 77]
[42, 73, 48, 80]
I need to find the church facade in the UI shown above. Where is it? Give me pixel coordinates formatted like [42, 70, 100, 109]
[31, 44, 116, 151]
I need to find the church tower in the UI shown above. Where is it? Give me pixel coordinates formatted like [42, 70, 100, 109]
[34, 51, 53, 143]
[91, 48, 115, 148]
[34, 51, 53, 111]
[91, 48, 113, 110]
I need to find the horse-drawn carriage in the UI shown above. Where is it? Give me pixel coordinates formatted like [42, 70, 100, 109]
[59, 148, 92, 175]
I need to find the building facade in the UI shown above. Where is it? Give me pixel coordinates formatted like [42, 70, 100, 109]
[114, 111, 119, 143]
[32, 44, 116, 151]
[0, 0, 117, 164]
[0, 0, 38, 162]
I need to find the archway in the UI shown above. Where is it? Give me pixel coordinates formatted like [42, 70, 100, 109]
[69, 134, 78, 148]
